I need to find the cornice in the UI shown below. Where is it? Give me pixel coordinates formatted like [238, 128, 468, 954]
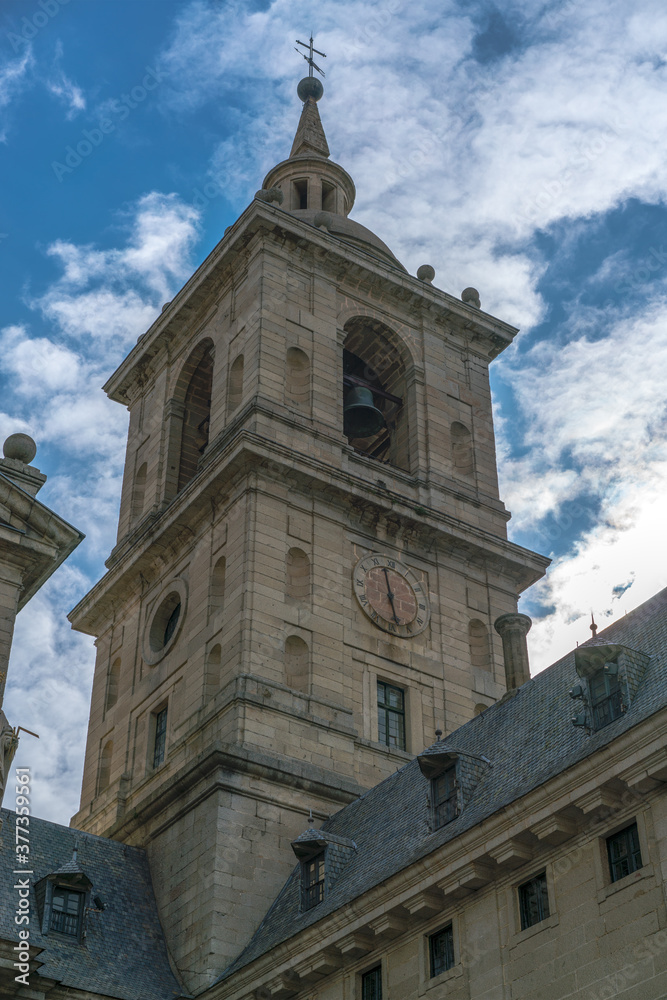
[68, 416, 549, 636]
[103, 201, 519, 405]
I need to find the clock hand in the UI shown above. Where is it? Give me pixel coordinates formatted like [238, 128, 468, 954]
[382, 567, 400, 624]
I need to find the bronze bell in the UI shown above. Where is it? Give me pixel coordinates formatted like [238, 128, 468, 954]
[343, 386, 385, 438]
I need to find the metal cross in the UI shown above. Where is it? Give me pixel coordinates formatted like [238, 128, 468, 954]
[295, 34, 326, 77]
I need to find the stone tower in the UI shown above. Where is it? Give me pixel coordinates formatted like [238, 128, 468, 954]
[69, 71, 548, 992]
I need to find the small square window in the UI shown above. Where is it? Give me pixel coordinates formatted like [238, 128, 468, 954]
[589, 668, 623, 729]
[301, 852, 325, 910]
[377, 681, 406, 751]
[429, 924, 454, 977]
[433, 767, 458, 828]
[607, 823, 642, 882]
[50, 887, 84, 937]
[518, 871, 549, 930]
[361, 965, 382, 1000]
[153, 706, 167, 769]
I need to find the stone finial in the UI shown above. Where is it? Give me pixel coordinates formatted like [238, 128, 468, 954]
[297, 77, 324, 102]
[255, 187, 284, 205]
[0, 434, 46, 496]
[313, 211, 333, 231]
[461, 287, 481, 308]
[290, 84, 330, 158]
[3, 433, 36, 464]
[417, 264, 435, 283]
[494, 612, 532, 690]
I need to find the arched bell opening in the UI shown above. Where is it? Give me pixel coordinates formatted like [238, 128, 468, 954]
[175, 340, 214, 494]
[342, 318, 411, 473]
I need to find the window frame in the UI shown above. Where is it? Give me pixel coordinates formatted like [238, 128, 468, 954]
[152, 704, 168, 770]
[429, 923, 454, 978]
[607, 822, 643, 883]
[300, 851, 326, 911]
[377, 680, 406, 751]
[589, 668, 624, 729]
[360, 964, 383, 1000]
[518, 870, 550, 931]
[432, 766, 458, 829]
[48, 885, 85, 940]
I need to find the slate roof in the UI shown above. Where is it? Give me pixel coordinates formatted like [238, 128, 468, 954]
[220, 586, 667, 980]
[0, 811, 186, 999]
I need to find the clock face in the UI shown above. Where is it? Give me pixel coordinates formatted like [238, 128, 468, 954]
[353, 554, 430, 637]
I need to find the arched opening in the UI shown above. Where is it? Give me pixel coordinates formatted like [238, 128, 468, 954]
[204, 644, 222, 705]
[285, 347, 310, 412]
[469, 619, 491, 670]
[105, 658, 121, 711]
[209, 556, 226, 618]
[98, 740, 113, 793]
[286, 548, 310, 601]
[451, 421, 474, 478]
[131, 463, 147, 522]
[285, 635, 309, 692]
[343, 317, 411, 472]
[177, 343, 214, 493]
[227, 354, 244, 415]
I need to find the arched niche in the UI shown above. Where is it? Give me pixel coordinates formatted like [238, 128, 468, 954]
[342, 317, 412, 472]
[285, 347, 311, 412]
[451, 421, 474, 478]
[227, 354, 244, 415]
[105, 658, 121, 711]
[131, 463, 147, 522]
[285, 635, 309, 692]
[205, 643, 222, 705]
[286, 548, 310, 601]
[98, 740, 113, 793]
[209, 556, 226, 617]
[175, 339, 214, 493]
[469, 619, 491, 670]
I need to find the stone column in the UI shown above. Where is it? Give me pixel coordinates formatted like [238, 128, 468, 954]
[494, 613, 532, 690]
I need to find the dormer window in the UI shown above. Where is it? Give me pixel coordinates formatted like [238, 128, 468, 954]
[301, 851, 325, 910]
[50, 886, 84, 937]
[432, 766, 458, 829]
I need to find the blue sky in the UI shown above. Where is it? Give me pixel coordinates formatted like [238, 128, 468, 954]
[2, 0, 666, 823]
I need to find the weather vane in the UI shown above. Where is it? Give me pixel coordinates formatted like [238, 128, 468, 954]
[295, 34, 326, 78]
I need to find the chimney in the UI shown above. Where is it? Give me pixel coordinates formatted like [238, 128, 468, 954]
[494, 612, 532, 690]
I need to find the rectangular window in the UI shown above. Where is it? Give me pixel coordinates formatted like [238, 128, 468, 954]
[518, 871, 550, 930]
[153, 706, 167, 769]
[433, 767, 458, 828]
[301, 852, 325, 910]
[50, 887, 83, 937]
[377, 681, 406, 751]
[293, 179, 308, 210]
[361, 966, 382, 1000]
[589, 669, 623, 729]
[607, 823, 642, 882]
[429, 924, 454, 977]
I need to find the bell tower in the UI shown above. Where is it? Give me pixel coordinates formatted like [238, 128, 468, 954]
[70, 59, 548, 993]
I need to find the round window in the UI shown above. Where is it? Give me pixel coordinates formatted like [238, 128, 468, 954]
[143, 580, 187, 665]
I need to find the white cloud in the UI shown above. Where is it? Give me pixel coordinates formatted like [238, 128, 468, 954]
[0, 49, 32, 140]
[47, 73, 86, 119]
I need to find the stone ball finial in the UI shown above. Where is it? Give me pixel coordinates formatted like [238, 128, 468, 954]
[255, 187, 284, 206]
[461, 287, 481, 309]
[313, 211, 333, 231]
[417, 264, 435, 283]
[297, 77, 324, 102]
[3, 433, 37, 465]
